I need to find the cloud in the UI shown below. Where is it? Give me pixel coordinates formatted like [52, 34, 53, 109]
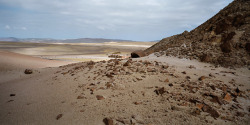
[0, 0, 233, 40]
[21, 27, 27, 30]
[5, 25, 10, 29]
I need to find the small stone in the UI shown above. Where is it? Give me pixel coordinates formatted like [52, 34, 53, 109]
[10, 94, 15, 97]
[103, 118, 114, 125]
[236, 112, 244, 117]
[96, 95, 105, 100]
[77, 95, 85, 99]
[186, 76, 191, 79]
[202, 105, 220, 118]
[56, 114, 63, 120]
[24, 69, 33, 74]
[181, 71, 186, 74]
[198, 76, 206, 81]
[164, 78, 169, 82]
[224, 93, 231, 102]
[154, 87, 166, 95]
[210, 85, 216, 90]
[134, 102, 142, 105]
[188, 65, 196, 69]
[191, 108, 201, 116]
[168, 83, 173, 87]
[196, 103, 204, 110]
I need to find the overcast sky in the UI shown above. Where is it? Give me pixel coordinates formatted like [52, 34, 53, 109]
[0, 0, 233, 41]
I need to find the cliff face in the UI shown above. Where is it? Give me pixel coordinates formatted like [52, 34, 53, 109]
[144, 0, 250, 67]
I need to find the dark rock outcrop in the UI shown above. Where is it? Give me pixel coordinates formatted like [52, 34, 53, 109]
[144, 0, 250, 67]
[131, 50, 146, 58]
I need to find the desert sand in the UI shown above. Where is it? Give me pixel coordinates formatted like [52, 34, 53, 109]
[0, 50, 249, 125]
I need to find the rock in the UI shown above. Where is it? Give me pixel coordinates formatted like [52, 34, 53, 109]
[147, 68, 157, 72]
[123, 59, 132, 66]
[96, 95, 105, 100]
[131, 50, 146, 58]
[196, 103, 204, 110]
[106, 73, 113, 78]
[188, 65, 196, 69]
[77, 95, 85, 99]
[164, 78, 169, 82]
[236, 112, 244, 117]
[224, 93, 231, 102]
[210, 85, 216, 90]
[202, 105, 220, 118]
[154, 87, 166, 95]
[191, 108, 201, 116]
[103, 118, 114, 125]
[87, 61, 95, 65]
[200, 54, 212, 62]
[186, 76, 191, 79]
[56, 114, 63, 120]
[134, 102, 142, 105]
[105, 83, 114, 88]
[210, 95, 223, 105]
[246, 43, 250, 52]
[198, 76, 207, 81]
[24, 69, 33, 74]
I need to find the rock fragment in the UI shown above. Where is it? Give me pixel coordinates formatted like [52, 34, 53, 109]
[103, 118, 114, 125]
[56, 114, 63, 120]
[223, 93, 231, 102]
[96, 95, 105, 100]
[24, 69, 33, 74]
[202, 105, 220, 118]
[154, 87, 166, 95]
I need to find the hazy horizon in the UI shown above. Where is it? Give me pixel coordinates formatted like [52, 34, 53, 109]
[0, 0, 233, 41]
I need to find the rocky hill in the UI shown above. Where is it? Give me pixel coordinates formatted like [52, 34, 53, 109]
[144, 0, 250, 68]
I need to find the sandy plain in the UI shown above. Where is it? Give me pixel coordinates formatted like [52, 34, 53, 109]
[0, 41, 249, 125]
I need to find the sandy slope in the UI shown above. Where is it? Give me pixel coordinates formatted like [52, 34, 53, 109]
[0, 50, 73, 70]
[0, 52, 249, 125]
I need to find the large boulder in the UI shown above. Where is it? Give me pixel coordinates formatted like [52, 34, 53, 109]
[131, 50, 146, 58]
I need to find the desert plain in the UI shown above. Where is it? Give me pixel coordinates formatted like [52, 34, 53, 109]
[0, 40, 249, 125]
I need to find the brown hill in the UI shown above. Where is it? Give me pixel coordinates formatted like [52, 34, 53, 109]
[143, 0, 250, 67]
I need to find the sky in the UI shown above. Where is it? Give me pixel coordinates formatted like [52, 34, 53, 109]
[0, 0, 233, 41]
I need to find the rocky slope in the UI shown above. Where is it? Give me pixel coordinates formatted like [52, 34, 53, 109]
[1, 57, 249, 125]
[144, 0, 250, 68]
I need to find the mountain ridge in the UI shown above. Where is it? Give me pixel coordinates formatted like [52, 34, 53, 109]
[144, 0, 250, 67]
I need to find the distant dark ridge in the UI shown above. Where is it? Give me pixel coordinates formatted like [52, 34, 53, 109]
[0, 37, 143, 43]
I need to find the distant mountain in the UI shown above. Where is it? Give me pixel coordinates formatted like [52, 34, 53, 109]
[61, 38, 134, 43]
[0, 37, 20, 42]
[0, 37, 140, 43]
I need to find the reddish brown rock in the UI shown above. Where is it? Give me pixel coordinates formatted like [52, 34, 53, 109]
[198, 76, 207, 81]
[164, 78, 169, 82]
[96, 95, 105, 100]
[56, 114, 63, 120]
[134, 102, 142, 105]
[224, 93, 232, 102]
[24, 69, 33, 74]
[103, 118, 114, 125]
[77, 95, 85, 99]
[196, 103, 204, 110]
[202, 105, 220, 118]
